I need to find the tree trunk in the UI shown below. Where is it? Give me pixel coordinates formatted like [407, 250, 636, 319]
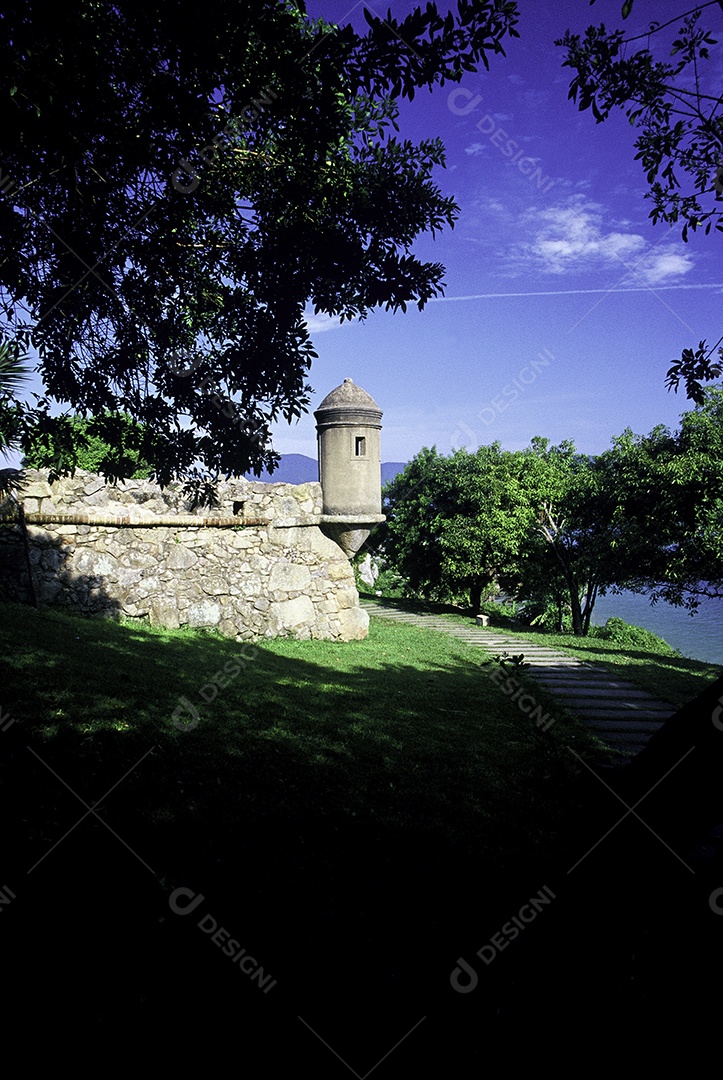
[469, 582, 482, 613]
[582, 579, 598, 636]
[569, 581, 584, 635]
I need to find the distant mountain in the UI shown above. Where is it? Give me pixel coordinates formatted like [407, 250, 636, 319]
[245, 454, 407, 485]
[246, 454, 318, 484]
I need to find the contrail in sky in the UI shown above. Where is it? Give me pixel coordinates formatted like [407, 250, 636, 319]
[431, 283, 723, 301]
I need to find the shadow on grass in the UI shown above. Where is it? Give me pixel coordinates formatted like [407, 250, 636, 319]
[2, 600, 723, 1068]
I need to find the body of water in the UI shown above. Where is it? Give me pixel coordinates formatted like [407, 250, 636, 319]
[591, 590, 722, 666]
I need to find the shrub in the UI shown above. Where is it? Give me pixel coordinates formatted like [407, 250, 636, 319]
[478, 599, 519, 626]
[368, 566, 409, 598]
[589, 616, 679, 655]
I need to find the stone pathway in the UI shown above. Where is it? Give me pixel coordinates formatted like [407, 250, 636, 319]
[361, 601, 676, 763]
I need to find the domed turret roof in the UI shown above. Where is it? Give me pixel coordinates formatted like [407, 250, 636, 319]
[315, 378, 381, 414]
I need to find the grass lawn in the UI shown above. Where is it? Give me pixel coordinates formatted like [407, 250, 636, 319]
[2, 598, 721, 1066]
[360, 593, 721, 708]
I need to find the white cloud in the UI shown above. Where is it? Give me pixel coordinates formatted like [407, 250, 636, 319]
[634, 250, 694, 284]
[303, 312, 345, 334]
[515, 197, 694, 284]
[465, 142, 489, 156]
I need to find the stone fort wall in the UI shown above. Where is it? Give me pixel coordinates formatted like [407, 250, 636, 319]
[0, 470, 369, 641]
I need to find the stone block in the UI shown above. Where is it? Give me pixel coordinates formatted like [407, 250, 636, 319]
[268, 561, 311, 593]
[74, 551, 117, 577]
[201, 577, 227, 595]
[122, 600, 150, 617]
[21, 481, 53, 499]
[83, 476, 107, 496]
[337, 606, 369, 640]
[116, 567, 143, 587]
[36, 578, 64, 603]
[327, 561, 352, 582]
[271, 594, 315, 631]
[164, 544, 197, 570]
[149, 598, 181, 629]
[187, 600, 222, 627]
[136, 576, 160, 598]
[40, 548, 63, 571]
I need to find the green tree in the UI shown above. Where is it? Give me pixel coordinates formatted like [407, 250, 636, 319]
[515, 439, 608, 636]
[382, 431, 710, 636]
[383, 398, 723, 633]
[21, 413, 152, 481]
[557, 2, 723, 402]
[0, 0, 519, 487]
[382, 443, 553, 614]
[600, 387, 723, 609]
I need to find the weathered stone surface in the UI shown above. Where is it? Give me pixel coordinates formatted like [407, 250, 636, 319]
[0, 469, 371, 642]
[271, 595, 315, 630]
[337, 606, 370, 640]
[21, 481, 53, 498]
[166, 545, 198, 570]
[327, 562, 352, 582]
[75, 551, 117, 577]
[149, 598, 181, 629]
[187, 600, 222, 627]
[268, 560, 312, 593]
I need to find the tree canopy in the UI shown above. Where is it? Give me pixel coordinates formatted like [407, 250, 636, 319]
[379, 391, 723, 634]
[380, 443, 536, 612]
[0, 0, 519, 486]
[21, 413, 152, 480]
[557, 0, 723, 403]
[602, 385, 723, 609]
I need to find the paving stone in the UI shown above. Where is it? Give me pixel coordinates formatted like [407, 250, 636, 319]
[541, 685, 654, 699]
[362, 602, 675, 759]
[588, 720, 665, 733]
[569, 707, 673, 721]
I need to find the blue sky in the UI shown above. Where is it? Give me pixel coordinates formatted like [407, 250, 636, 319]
[285, 0, 723, 463]
[5, 1, 721, 471]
